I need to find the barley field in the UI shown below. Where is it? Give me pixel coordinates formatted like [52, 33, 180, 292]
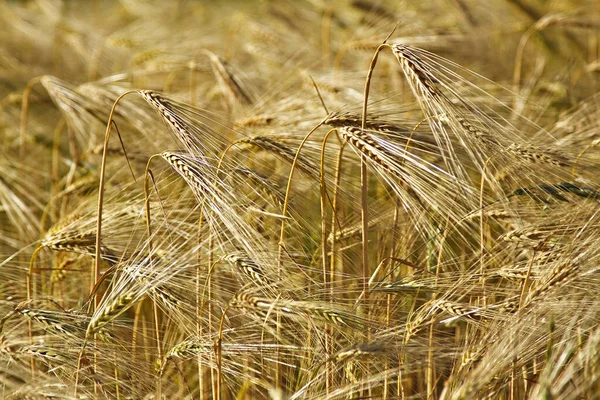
[1, 0, 600, 399]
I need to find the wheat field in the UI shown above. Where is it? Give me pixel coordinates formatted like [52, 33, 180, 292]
[1, 0, 600, 399]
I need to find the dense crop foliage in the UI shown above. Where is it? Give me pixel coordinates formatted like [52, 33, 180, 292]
[1, 0, 599, 398]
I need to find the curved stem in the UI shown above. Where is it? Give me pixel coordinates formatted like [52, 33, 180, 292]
[164, 67, 186, 93]
[572, 141, 598, 177]
[19, 76, 43, 161]
[278, 119, 327, 250]
[93, 90, 137, 304]
[513, 24, 538, 96]
[216, 305, 230, 400]
[479, 157, 492, 307]
[319, 128, 338, 393]
[26, 245, 42, 376]
[360, 42, 391, 307]
[144, 154, 164, 398]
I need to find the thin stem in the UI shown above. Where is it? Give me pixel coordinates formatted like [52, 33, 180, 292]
[359, 42, 391, 307]
[144, 154, 164, 398]
[93, 90, 137, 304]
[319, 128, 338, 393]
[19, 77, 42, 161]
